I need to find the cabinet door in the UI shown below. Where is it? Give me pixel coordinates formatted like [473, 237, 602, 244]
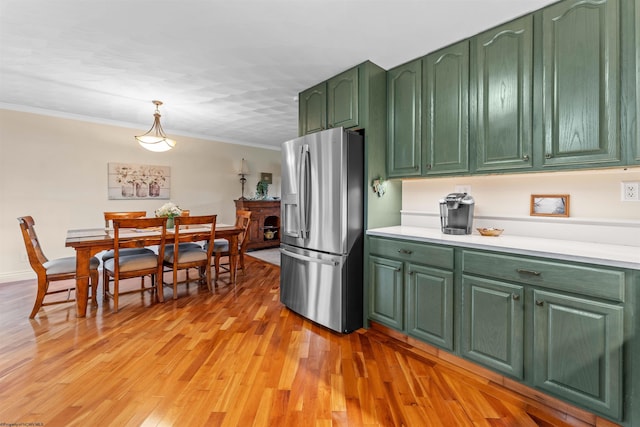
[369, 256, 404, 330]
[299, 82, 326, 136]
[473, 16, 533, 172]
[406, 263, 453, 350]
[461, 275, 524, 379]
[423, 40, 469, 175]
[328, 67, 359, 129]
[635, 0, 640, 164]
[387, 59, 422, 177]
[533, 289, 623, 420]
[540, 0, 620, 167]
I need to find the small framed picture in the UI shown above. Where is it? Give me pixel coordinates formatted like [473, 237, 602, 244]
[260, 172, 272, 184]
[530, 194, 570, 217]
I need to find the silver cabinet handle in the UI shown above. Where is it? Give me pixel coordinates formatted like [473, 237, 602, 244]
[512, 294, 520, 300]
[517, 268, 541, 276]
[398, 249, 413, 255]
[523, 154, 530, 161]
[535, 300, 544, 306]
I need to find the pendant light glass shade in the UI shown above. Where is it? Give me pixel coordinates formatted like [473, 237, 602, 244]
[135, 100, 176, 152]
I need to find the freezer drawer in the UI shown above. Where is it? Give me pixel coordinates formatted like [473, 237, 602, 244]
[280, 244, 362, 333]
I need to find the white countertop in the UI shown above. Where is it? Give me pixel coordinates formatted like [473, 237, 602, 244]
[367, 226, 640, 270]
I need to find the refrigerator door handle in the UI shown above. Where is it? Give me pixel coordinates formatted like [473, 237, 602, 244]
[280, 247, 339, 266]
[298, 144, 311, 239]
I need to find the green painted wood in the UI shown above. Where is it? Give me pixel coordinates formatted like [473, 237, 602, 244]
[462, 249, 625, 302]
[461, 275, 524, 379]
[406, 263, 454, 350]
[540, 0, 621, 167]
[387, 59, 422, 177]
[368, 236, 454, 270]
[635, 0, 640, 163]
[328, 67, 359, 129]
[423, 40, 470, 175]
[369, 256, 404, 330]
[532, 289, 623, 420]
[473, 16, 533, 172]
[299, 82, 326, 136]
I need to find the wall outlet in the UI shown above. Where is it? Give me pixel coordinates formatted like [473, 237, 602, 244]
[455, 184, 471, 195]
[621, 182, 640, 201]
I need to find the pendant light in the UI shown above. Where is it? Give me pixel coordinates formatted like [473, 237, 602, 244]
[135, 100, 176, 152]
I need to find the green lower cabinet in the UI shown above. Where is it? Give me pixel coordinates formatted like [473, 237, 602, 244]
[369, 256, 404, 330]
[461, 275, 524, 379]
[406, 263, 454, 350]
[532, 289, 623, 420]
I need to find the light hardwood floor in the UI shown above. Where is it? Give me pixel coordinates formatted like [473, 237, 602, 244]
[0, 258, 615, 426]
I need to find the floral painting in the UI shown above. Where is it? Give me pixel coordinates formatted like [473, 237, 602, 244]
[108, 163, 170, 200]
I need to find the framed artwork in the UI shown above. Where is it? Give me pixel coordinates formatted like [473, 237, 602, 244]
[530, 194, 570, 217]
[108, 163, 171, 200]
[260, 172, 273, 184]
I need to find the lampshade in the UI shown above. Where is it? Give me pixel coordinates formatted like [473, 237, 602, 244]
[238, 158, 249, 175]
[135, 100, 176, 152]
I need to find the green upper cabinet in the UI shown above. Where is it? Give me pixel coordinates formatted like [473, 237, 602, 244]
[387, 59, 422, 177]
[299, 82, 326, 136]
[328, 67, 359, 130]
[299, 65, 360, 136]
[423, 40, 470, 175]
[539, 0, 621, 168]
[472, 16, 533, 172]
[635, 0, 640, 163]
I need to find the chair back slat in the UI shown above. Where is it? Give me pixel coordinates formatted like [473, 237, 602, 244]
[104, 211, 147, 229]
[17, 216, 48, 272]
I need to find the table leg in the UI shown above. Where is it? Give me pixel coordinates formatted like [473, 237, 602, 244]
[228, 234, 238, 283]
[75, 248, 92, 318]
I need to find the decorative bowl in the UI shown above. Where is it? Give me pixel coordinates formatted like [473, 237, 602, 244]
[477, 227, 504, 237]
[264, 230, 276, 240]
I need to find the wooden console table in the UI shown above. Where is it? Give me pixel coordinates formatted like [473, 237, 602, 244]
[234, 199, 280, 250]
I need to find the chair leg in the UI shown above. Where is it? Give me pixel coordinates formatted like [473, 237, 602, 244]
[29, 276, 49, 319]
[102, 268, 109, 300]
[113, 277, 119, 313]
[214, 252, 221, 280]
[173, 265, 178, 300]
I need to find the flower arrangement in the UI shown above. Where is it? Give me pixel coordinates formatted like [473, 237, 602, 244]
[155, 202, 182, 218]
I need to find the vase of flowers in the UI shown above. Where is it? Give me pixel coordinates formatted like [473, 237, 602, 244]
[155, 202, 182, 229]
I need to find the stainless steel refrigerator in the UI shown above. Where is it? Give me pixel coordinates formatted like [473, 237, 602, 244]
[280, 127, 363, 333]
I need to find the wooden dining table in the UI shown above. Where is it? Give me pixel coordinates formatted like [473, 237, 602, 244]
[65, 224, 243, 317]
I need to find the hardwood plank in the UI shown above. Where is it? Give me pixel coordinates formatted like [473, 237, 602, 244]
[0, 258, 619, 426]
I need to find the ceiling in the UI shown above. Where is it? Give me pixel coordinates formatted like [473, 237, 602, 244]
[0, 0, 557, 150]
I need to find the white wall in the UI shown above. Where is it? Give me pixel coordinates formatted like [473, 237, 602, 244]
[0, 109, 281, 282]
[401, 168, 640, 246]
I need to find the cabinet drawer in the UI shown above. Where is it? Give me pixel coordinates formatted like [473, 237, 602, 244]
[369, 237, 453, 270]
[462, 250, 625, 302]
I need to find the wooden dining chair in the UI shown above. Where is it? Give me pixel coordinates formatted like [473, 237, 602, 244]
[17, 216, 100, 318]
[163, 215, 217, 298]
[213, 210, 252, 280]
[102, 211, 154, 290]
[103, 217, 167, 312]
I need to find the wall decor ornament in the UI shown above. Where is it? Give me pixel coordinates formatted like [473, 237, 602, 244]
[108, 163, 171, 200]
[530, 194, 570, 217]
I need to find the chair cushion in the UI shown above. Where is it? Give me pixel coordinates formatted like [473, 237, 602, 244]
[165, 242, 202, 253]
[164, 248, 208, 263]
[101, 247, 154, 262]
[44, 256, 99, 275]
[207, 238, 229, 252]
[104, 253, 159, 273]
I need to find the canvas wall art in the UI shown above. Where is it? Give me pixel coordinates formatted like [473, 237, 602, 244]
[108, 163, 171, 200]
